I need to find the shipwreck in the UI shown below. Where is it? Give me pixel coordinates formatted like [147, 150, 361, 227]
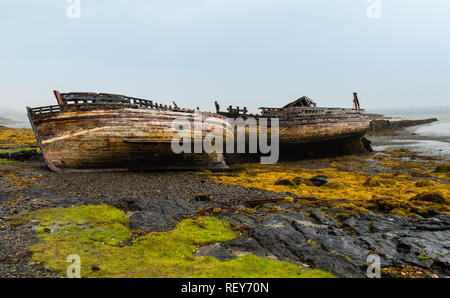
[215, 94, 371, 161]
[27, 91, 231, 172]
[27, 91, 370, 172]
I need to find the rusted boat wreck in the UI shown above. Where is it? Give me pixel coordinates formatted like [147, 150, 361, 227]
[27, 91, 230, 172]
[215, 94, 371, 161]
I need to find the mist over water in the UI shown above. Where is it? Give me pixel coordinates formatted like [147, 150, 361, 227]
[414, 119, 450, 139]
[2, 123, 31, 129]
[368, 106, 450, 158]
[369, 106, 450, 139]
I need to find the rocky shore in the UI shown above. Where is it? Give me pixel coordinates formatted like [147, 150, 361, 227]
[368, 118, 438, 135]
[0, 126, 449, 278]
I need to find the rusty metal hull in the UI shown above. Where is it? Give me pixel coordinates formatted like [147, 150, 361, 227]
[27, 104, 230, 172]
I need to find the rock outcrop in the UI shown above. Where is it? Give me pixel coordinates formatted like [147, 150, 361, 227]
[124, 198, 450, 278]
[368, 118, 438, 134]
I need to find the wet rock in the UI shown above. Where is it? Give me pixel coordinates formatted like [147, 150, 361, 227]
[293, 177, 313, 186]
[274, 178, 296, 187]
[343, 213, 449, 274]
[410, 192, 447, 204]
[201, 237, 268, 261]
[206, 210, 450, 278]
[251, 214, 364, 277]
[342, 215, 369, 235]
[309, 211, 336, 226]
[129, 211, 174, 232]
[361, 137, 373, 152]
[369, 118, 438, 133]
[129, 198, 195, 232]
[415, 215, 450, 231]
[219, 213, 257, 228]
[111, 197, 147, 211]
[0, 149, 41, 161]
[309, 176, 329, 186]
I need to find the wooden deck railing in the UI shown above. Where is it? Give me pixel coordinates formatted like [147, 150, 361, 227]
[29, 105, 61, 115]
[260, 106, 366, 117]
[28, 92, 197, 116]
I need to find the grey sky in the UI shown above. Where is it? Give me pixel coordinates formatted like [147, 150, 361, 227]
[1, 0, 449, 118]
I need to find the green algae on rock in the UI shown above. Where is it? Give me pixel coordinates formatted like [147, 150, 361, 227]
[14, 205, 333, 278]
[0, 158, 18, 164]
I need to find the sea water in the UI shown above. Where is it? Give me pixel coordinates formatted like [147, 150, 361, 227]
[368, 106, 450, 158]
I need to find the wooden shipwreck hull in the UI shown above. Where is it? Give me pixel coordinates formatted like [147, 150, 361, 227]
[270, 107, 369, 144]
[28, 91, 371, 172]
[28, 92, 231, 172]
[216, 96, 371, 160]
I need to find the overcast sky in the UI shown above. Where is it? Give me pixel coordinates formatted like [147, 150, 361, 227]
[1, 0, 449, 117]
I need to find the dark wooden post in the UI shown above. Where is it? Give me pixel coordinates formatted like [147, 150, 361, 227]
[53, 90, 63, 105]
[214, 101, 220, 114]
[353, 92, 360, 110]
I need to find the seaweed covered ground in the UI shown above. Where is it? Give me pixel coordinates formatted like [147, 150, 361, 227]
[204, 150, 450, 218]
[0, 127, 449, 278]
[0, 126, 36, 148]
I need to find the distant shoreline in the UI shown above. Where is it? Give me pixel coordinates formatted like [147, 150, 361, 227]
[0, 120, 30, 128]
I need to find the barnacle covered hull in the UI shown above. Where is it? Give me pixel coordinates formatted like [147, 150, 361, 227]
[27, 103, 230, 172]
